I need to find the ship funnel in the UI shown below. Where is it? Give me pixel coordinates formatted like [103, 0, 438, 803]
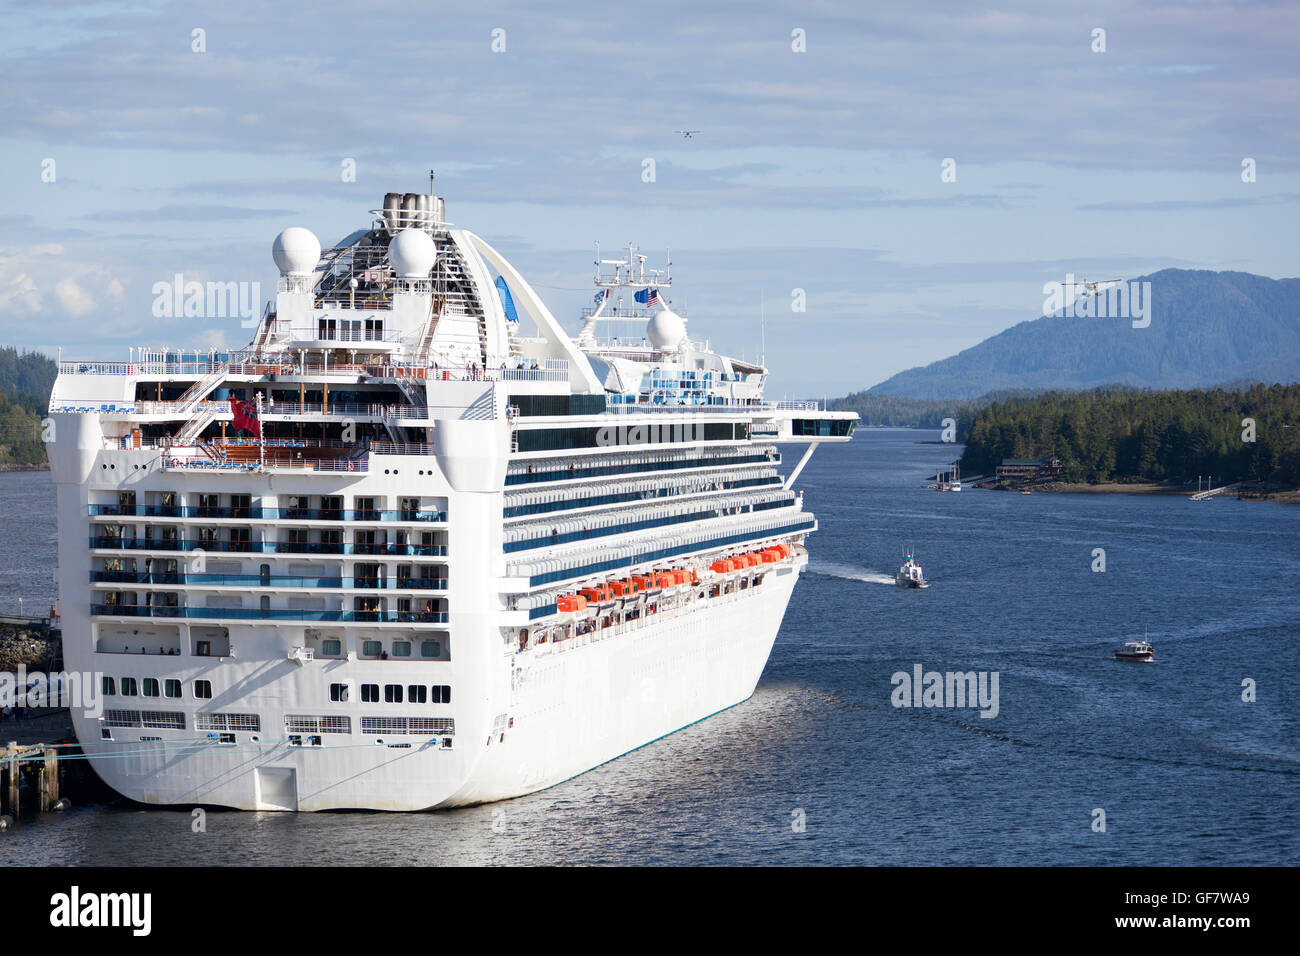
[383, 193, 402, 235]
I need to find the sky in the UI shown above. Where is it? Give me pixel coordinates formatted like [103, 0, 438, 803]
[0, 0, 1296, 397]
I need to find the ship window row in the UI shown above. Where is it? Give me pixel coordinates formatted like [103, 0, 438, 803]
[791, 418, 855, 437]
[502, 469, 781, 518]
[101, 676, 184, 699]
[91, 559, 447, 590]
[91, 594, 447, 624]
[506, 448, 778, 486]
[505, 493, 798, 552]
[89, 491, 447, 523]
[514, 421, 747, 454]
[351, 683, 452, 704]
[507, 393, 608, 417]
[102, 676, 210, 700]
[90, 526, 446, 557]
[515, 516, 816, 586]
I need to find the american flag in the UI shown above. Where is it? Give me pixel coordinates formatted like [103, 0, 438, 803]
[634, 287, 659, 305]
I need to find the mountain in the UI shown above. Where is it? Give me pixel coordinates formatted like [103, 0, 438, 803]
[868, 270, 1300, 400]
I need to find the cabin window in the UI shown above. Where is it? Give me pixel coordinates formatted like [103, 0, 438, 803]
[392, 640, 411, 657]
[120, 677, 138, 697]
[361, 640, 381, 657]
[408, 684, 427, 704]
[164, 679, 182, 698]
[384, 684, 403, 703]
[330, 683, 350, 702]
[420, 640, 441, 658]
[102, 676, 116, 696]
[361, 683, 379, 703]
[322, 639, 342, 657]
[432, 685, 451, 704]
[194, 679, 212, 699]
[142, 678, 159, 697]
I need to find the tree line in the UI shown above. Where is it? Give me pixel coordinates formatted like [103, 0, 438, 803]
[958, 384, 1300, 486]
[0, 348, 57, 467]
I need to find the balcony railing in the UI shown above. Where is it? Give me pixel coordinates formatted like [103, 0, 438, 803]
[89, 538, 446, 556]
[89, 504, 447, 522]
[90, 571, 446, 589]
[91, 605, 448, 623]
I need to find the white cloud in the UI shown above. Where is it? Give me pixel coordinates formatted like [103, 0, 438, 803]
[0, 270, 43, 315]
[54, 276, 95, 317]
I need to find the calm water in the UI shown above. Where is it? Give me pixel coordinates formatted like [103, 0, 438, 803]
[2, 430, 1297, 865]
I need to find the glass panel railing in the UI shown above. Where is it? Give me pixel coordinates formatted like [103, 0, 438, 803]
[90, 605, 448, 623]
[90, 571, 447, 589]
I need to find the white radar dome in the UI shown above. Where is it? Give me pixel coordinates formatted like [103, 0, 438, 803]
[271, 227, 321, 276]
[388, 228, 436, 278]
[646, 307, 686, 349]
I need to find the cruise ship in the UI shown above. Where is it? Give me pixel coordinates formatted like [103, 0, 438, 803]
[46, 187, 857, 810]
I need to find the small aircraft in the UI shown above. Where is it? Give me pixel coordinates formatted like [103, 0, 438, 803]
[675, 130, 701, 139]
[1076, 277, 1123, 296]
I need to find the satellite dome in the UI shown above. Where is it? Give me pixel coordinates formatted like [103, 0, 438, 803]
[647, 307, 686, 349]
[388, 228, 436, 278]
[271, 227, 321, 276]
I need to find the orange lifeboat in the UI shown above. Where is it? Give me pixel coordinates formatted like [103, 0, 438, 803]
[556, 594, 588, 613]
[579, 584, 615, 606]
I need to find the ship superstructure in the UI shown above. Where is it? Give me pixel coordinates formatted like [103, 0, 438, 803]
[46, 187, 856, 810]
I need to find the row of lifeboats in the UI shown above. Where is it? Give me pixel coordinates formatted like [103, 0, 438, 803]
[556, 568, 701, 612]
[708, 544, 790, 575]
[550, 543, 792, 615]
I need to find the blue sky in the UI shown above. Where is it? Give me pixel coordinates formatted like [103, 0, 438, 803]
[0, 0, 1296, 396]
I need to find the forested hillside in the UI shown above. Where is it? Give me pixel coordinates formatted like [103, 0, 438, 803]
[959, 384, 1300, 486]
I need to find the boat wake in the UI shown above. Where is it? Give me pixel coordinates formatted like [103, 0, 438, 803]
[810, 562, 895, 586]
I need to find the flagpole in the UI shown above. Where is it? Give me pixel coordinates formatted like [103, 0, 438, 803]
[257, 391, 265, 470]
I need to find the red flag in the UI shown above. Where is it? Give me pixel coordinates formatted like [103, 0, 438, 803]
[229, 397, 261, 438]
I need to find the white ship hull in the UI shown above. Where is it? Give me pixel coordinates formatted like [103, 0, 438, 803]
[65, 566, 798, 810]
[47, 189, 855, 812]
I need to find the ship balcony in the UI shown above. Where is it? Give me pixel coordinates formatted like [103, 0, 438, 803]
[121, 400, 435, 422]
[90, 571, 447, 591]
[89, 537, 448, 557]
[89, 604, 449, 625]
[88, 504, 448, 523]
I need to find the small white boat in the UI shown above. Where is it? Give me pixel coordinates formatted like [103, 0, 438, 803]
[1115, 639, 1154, 662]
[895, 549, 929, 589]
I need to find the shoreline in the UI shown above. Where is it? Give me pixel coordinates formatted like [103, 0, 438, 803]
[984, 480, 1300, 503]
[0, 463, 49, 472]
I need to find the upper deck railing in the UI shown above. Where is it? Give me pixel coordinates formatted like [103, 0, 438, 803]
[604, 399, 823, 414]
[57, 356, 569, 384]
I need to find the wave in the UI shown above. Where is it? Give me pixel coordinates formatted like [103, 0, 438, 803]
[809, 562, 896, 585]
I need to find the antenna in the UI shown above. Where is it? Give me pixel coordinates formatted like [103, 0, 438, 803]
[429, 169, 435, 193]
[760, 291, 766, 367]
